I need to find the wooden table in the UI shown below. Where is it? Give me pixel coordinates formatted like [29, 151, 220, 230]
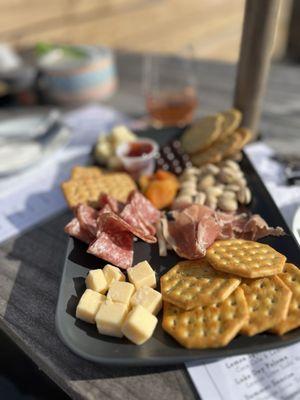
[0, 51, 299, 400]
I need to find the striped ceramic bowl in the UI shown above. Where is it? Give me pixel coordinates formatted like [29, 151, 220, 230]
[38, 46, 117, 104]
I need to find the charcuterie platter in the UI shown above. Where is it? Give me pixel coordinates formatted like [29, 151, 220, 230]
[56, 111, 300, 365]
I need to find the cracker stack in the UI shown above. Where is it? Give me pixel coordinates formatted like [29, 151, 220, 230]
[61, 166, 136, 208]
[161, 239, 300, 349]
[181, 109, 252, 167]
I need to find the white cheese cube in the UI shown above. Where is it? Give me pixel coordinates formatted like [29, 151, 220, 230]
[130, 287, 162, 315]
[127, 261, 156, 289]
[122, 305, 158, 345]
[103, 264, 126, 287]
[95, 301, 128, 338]
[107, 281, 135, 305]
[76, 289, 106, 324]
[85, 269, 108, 294]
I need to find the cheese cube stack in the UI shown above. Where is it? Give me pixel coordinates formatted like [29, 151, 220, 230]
[122, 305, 158, 345]
[103, 264, 126, 287]
[127, 261, 156, 289]
[96, 301, 128, 338]
[76, 261, 160, 345]
[107, 281, 135, 306]
[85, 269, 108, 294]
[76, 289, 106, 324]
[131, 287, 162, 315]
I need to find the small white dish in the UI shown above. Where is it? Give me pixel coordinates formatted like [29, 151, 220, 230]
[0, 110, 60, 140]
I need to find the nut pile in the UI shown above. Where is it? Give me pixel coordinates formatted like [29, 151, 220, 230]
[175, 159, 252, 212]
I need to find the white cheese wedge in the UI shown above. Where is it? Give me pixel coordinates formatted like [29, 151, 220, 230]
[95, 301, 128, 338]
[107, 281, 135, 305]
[103, 264, 126, 287]
[130, 287, 162, 315]
[122, 305, 158, 345]
[85, 269, 108, 294]
[127, 261, 156, 289]
[76, 289, 106, 324]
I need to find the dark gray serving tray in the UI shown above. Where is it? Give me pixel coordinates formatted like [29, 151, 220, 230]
[56, 127, 300, 366]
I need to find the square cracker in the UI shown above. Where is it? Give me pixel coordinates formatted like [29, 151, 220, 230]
[271, 263, 300, 335]
[206, 239, 286, 278]
[160, 259, 241, 310]
[61, 173, 136, 208]
[162, 287, 248, 349]
[240, 276, 292, 336]
[71, 166, 102, 180]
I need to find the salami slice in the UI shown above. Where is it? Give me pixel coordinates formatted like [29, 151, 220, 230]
[64, 218, 94, 244]
[127, 191, 160, 224]
[98, 193, 123, 214]
[98, 212, 157, 244]
[87, 229, 134, 269]
[75, 204, 99, 236]
[120, 203, 155, 237]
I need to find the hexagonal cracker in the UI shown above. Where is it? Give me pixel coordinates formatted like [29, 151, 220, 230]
[206, 239, 286, 278]
[271, 263, 300, 335]
[162, 287, 248, 349]
[240, 275, 292, 336]
[160, 259, 241, 310]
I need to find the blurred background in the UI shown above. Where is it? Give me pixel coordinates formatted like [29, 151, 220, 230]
[0, 0, 298, 63]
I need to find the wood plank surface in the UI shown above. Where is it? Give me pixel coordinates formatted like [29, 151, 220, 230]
[0, 0, 245, 61]
[0, 51, 300, 400]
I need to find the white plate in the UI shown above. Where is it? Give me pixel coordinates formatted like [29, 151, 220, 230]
[0, 123, 70, 176]
[0, 110, 60, 139]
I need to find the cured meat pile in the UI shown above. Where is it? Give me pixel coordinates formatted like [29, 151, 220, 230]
[158, 204, 284, 259]
[64, 191, 160, 269]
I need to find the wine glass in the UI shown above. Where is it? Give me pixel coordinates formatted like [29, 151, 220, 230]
[143, 50, 198, 128]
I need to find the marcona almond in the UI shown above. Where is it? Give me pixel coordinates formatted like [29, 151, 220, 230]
[222, 190, 236, 199]
[225, 184, 240, 192]
[194, 192, 206, 205]
[199, 164, 220, 176]
[198, 174, 215, 190]
[218, 196, 238, 212]
[205, 194, 218, 210]
[218, 167, 238, 184]
[222, 160, 240, 171]
[237, 187, 252, 204]
[181, 181, 197, 190]
[205, 186, 223, 198]
[179, 187, 198, 197]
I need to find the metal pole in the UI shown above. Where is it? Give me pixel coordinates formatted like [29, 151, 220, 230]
[234, 0, 282, 138]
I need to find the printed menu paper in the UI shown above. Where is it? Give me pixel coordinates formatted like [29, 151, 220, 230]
[187, 342, 300, 400]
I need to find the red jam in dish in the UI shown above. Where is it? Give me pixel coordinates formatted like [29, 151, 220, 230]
[125, 142, 153, 158]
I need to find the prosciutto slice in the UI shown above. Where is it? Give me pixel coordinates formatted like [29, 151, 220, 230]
[163, 205, 220, 259]
[237, 214, 284, 240]
[160, 204, 285, 259]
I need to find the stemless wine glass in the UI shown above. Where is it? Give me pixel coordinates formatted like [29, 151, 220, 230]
[143, 50, 198, 128]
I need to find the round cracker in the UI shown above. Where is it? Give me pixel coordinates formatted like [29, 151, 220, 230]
[219, 108, 242, 140]
[181, 114, 224, 154]
[190, 129, 242, 167]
